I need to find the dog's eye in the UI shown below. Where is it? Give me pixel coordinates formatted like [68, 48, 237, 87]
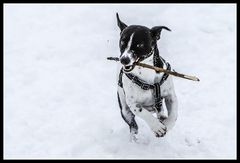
[137, 43, 144, 48]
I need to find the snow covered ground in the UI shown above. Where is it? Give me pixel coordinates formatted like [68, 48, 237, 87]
[4, 4, 236, 159]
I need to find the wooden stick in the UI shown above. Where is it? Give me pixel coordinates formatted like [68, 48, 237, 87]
[107, 57, 200, 81]
[136, 62, 200, 81]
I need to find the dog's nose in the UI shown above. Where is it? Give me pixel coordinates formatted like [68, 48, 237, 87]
[120, 56, 130, 65]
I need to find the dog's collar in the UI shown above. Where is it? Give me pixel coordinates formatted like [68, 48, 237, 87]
[123, 62, 171, 90]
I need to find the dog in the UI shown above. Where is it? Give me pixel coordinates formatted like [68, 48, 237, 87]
[116, 13, 178, 142]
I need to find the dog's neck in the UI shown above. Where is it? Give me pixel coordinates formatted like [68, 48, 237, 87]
[130, 47, 166, 84]
[152, 46, 165, 71]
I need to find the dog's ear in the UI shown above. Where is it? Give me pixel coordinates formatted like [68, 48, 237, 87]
[116, 13, 127, 32]
[150, 26, 171, 40]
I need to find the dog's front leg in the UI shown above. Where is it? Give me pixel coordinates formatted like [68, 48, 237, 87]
[163, 93, 178, 130]
[128, 104, 167, 137]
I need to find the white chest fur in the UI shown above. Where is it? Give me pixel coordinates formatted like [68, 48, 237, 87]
[121, 54, 173, 108]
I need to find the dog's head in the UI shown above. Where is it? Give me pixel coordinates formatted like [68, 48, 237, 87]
[116, 13, 171, 72]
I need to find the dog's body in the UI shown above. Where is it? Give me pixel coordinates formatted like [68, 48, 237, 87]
[116, 13, 178, 141]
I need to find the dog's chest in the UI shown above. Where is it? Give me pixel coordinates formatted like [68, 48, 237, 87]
[122, 56, 167, 106]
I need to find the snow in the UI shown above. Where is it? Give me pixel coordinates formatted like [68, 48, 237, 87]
[4, 4, 236, 159]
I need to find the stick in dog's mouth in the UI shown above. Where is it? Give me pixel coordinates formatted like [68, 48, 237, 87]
[107, 56, 200, 81]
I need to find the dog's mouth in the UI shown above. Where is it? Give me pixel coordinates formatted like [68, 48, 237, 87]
[122, 58, 140, 72]
[123, 65, 135, 72]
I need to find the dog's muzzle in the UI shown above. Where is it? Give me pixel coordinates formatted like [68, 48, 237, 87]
[121, 49, 154, 72]
[120, 56, 137, 72]
[122, 58, 140, 72]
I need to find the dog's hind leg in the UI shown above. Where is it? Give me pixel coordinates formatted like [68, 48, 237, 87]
[117, 89, 138, 142]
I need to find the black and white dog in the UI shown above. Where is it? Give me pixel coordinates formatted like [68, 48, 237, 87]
[116, 13, 178, 141]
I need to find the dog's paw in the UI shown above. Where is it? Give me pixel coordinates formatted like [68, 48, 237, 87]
[129, 133, 139, 143]
[149, 118, 167, 137]
[162, 117, 176, 131]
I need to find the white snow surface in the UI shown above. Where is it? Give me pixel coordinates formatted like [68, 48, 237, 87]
[4, 4, 236, 159]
